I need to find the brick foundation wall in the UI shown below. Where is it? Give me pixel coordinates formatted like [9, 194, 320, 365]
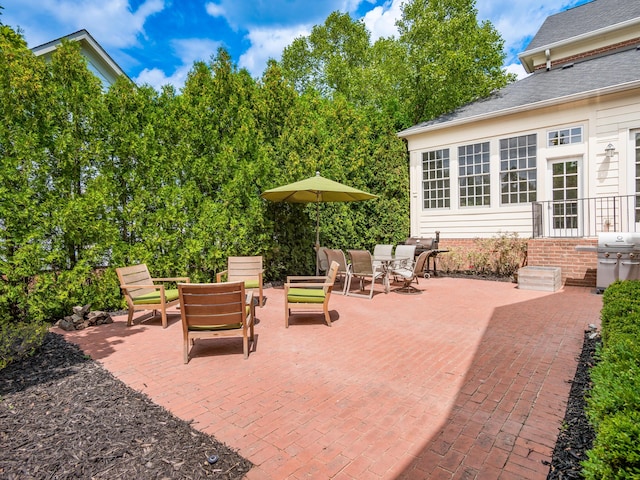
[526, 238, 597, 287]
[438, 237, 598, 287]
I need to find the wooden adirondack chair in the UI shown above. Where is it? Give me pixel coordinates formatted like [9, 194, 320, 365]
[116, 264, 190, 328]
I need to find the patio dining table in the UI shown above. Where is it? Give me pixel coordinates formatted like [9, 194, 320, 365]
[373, 255, 409, 293]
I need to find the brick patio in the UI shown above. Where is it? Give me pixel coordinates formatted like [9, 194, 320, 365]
[54, 276, 602, 479]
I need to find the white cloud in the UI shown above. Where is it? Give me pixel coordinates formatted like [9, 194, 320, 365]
[172, 38, 222, 66]
[239, 25, 311, 78]
[135, 38, 222, 91]
[205, 2, 226, 18]
[11, 0, 165, 49]
[361, 0, 402, 41]
[134, 66, 187, 91]
[504, 62, 530, 80]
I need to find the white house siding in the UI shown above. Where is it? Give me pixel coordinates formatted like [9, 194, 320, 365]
[407, 87, 640, 239]
[596, 96, 640, 197]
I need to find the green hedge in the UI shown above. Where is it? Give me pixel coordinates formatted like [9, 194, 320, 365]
[584, 280, 640, 479]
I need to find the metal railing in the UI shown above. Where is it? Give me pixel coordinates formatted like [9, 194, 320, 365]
[532, 194, 640, 238]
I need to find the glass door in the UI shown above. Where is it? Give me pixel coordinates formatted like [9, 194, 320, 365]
[549, 158, 581, 236]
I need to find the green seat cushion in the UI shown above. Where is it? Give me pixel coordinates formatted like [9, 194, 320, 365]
[189, 323, 243, 331]
[133, 288, 179, 305]
[287, 287, 326, 304]
[244, 279, 260, 289]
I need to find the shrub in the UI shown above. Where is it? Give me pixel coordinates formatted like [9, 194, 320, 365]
[583, 410, 640, 479]
[583, 280, 640, 478]
[0, 319, 49, 370]
[601, 281, 640, 341]
[438, 232, 527, 277]
[587, 335, 640, 427]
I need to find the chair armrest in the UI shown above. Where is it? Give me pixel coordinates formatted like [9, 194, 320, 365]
[216, 270, 228, 282]
[286, 275, 327, 282]
[121, 283, 163, 291]
[151, 277, 190, 283]
[285, 282, 332, 289]
[245, 291, 255, 322]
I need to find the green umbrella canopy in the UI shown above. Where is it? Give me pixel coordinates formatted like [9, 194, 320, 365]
[261, 172, 377, 273]
[260, 172, 377, 203]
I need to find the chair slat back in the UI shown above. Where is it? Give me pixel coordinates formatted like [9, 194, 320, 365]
[179, 282, 246, 328]
[226, 256, 263, 283]
[116, 264, 155, 299]
[348, 250, 374, 275]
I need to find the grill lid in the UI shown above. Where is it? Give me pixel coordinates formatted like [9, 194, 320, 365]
[598, 232, 640, 251]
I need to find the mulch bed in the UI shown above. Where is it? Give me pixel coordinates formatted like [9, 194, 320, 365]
[546, 330, 599, 479]
[0, 332, 252, 479]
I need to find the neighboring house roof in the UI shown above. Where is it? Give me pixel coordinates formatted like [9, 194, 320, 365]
[525, 0, 640, 51]
[31, 29, 128, 87]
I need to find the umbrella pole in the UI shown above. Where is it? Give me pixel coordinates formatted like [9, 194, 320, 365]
[315, 202, 320, 275]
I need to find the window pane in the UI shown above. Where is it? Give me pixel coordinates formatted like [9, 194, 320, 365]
[422, 149, 450, 210]
[500, 134, 536, 205]
[548, 126, 582, 146]
[459, 141, 490, 207]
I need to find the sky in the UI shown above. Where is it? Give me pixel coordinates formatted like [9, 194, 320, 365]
[2, 0, 591, 92]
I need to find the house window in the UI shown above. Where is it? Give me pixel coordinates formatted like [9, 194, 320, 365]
[422, 149, 450, 209]
[548, 126, 582, 146]
[458, 142, 490, 207]
[500, 134, 537, 204]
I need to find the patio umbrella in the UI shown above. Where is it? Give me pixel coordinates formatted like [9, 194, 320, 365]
[261, 172, 377, 273]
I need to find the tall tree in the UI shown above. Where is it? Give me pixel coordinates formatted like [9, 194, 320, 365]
[43, 39, 110, 269]
[280, 1, 513, 129]
[280, 11, 372, 104]
[0, 25, 49, 321]
[397, 0, 513, 125]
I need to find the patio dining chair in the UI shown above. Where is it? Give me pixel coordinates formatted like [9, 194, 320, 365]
[346, 250, 386, 299]
[178, 281, 255, 363]
[325, 249, 350, 295]
[316, 246, 330, 274]
[391, 250, 430, 294]
[391, 244, 417, 282]
[285, 261, 339, 327]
